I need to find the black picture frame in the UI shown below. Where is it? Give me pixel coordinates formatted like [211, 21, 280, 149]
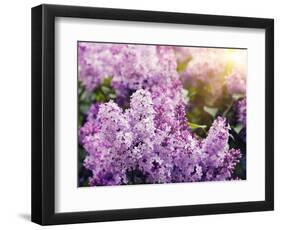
[31, 4, 274, 225]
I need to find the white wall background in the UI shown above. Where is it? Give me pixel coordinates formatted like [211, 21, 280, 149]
[0, 0, 279, 229]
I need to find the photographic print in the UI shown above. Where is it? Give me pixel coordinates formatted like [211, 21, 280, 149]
[78, 42, 247, 187]
[32, 5, 274, 224]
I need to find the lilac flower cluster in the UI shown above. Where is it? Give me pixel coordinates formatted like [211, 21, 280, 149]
[78, 43, 243, 186]
[175, 47, 247, 103]
[235, 98, 247, 142]
[236, 98, 247, 127]
[226, 72, 246, 95]
[80, 89, 241, 185]
[79, 43, 178, 97]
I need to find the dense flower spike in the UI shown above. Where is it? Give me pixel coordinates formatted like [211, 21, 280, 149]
[202, 117, 230, 159]
[201, 117, 240, 181]
[83, 101, 133, 186]
[78, 43, 245, 186]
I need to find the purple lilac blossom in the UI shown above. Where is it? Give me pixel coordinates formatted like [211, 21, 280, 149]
[80, 89, 241, 185]
[235, 98, 247, 142]
[174, 47, 192, 63]
[176, 47, 247, 102]
[78, 43, 179, 101]
[226, 72, 246, 95]
[236, 98, 247, 127]
[83, 101, 132, 185]
[201, 117, 241, 181]
[86, 103, 100, 122]
[78, 43, 127, 91]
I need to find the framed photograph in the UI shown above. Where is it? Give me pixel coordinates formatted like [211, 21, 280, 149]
[31, 4, 274, 225]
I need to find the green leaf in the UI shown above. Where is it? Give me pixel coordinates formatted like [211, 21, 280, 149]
[232, 94, 244, 100]
[188, 122, 207, 130]
[204, 106, 218, 118]
[187, 87, 197, 99]
[101, 86, 111, 94]
[109, 93, 116, 99]
[95, 90, 106, 102]
[80, 104, 90, 114]
[229, 133, 235, 140]
[182, 89, 190, 103]
[233, 124, 244, 134]
[177, 56, 192, 73]
[102, 77, 112, 86]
